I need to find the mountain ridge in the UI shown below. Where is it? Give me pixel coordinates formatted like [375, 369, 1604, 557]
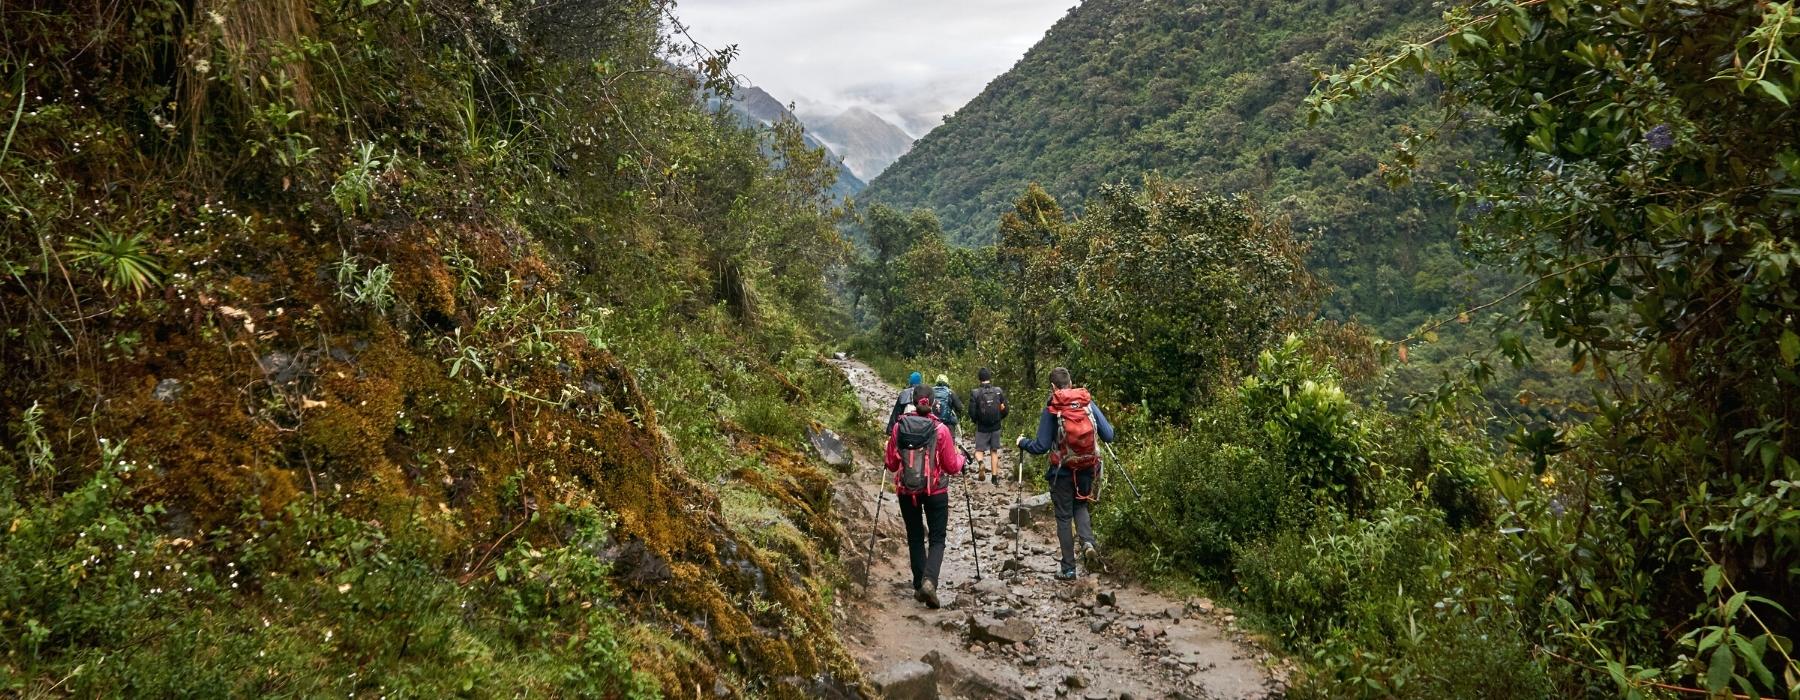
[863, 0, 1481, 324]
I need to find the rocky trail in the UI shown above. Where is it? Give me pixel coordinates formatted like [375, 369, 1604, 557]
[825, 358, 1285, 699]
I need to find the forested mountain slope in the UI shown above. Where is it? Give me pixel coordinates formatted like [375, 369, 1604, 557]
[865, 0, 1492, 324]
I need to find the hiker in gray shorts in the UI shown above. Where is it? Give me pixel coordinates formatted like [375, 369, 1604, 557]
[967, 367, 1009, 483]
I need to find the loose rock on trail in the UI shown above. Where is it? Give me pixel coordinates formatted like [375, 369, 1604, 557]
[828, 358, 1284, 699]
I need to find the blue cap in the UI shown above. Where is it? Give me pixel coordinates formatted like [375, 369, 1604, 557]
[909, 371, 922, 386]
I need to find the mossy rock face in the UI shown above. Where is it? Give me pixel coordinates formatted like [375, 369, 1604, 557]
[2, 1, 866, 693]
[7, 219, 862, 696]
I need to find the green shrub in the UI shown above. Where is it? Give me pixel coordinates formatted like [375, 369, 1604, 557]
[0, 439, 655, 698]
[1100, 404, 1301, 581]
[1233, 506, 1449, 646]
[1291, 611, 1552, 700]
[1240, 336, 1377, 515]
[738, 394, 803, 442]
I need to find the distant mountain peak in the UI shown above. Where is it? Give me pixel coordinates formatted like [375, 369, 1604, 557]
[802, 107, 914, 181]
[707, 84, 865, 200]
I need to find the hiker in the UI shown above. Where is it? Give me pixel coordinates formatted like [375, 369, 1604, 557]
[885, 392, 965, 608]
[886, 371, 925, 433]
[968, 367, 1009, 483]
[1016, 367, 1115, 580]
[930, 373, 967, 440]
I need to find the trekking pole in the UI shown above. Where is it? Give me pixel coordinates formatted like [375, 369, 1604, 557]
[1013, 447, 1028, 563]
[956, 447, 984, 581]
[863, 469, 886, 590]
[1102, 443, 1143, 501]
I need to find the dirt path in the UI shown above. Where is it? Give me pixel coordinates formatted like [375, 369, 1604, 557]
[828, 358, 1284, 699]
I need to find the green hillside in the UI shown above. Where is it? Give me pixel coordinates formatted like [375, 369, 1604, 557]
[864, 0, 1498, 326]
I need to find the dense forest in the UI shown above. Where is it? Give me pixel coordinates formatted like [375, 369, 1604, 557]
[849, 0, 1799, 698]
[1, 0, 868, 695]
[862, 0, 1504, 327]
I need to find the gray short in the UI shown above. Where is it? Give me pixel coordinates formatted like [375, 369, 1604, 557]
[973, 430, 1001, 452]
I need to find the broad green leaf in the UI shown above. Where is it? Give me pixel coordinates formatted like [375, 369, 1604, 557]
[1757, 80, 1791, 106]
[1732, 634, 1774, 689]
[1725, 590, 1748, 619]
[1779, 329, 1799, 367]
[1703, 564, 1723, 593]
[1707, 644, 1735, 692]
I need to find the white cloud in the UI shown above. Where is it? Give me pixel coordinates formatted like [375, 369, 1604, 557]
[672, 0, 1077, 137]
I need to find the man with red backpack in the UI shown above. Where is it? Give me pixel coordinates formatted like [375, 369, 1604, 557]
[884, 392, 966, 607]
[1015, 367, 1116, 580]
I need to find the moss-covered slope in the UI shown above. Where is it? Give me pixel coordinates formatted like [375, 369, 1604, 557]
[1, 0, 864, 696]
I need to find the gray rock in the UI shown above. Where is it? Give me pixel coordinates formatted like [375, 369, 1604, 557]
[922, 650, 1029, 699]
[968, 614, 1037, 646]
[1007, 493, 1052, 526]
[1000, 557, 1026, 573]
[805, 426, 852, 469]
[870, 660, 937, 700]
[1089, 619, 1111, 633]
[971, 577, 1008, 599]
[600, 540, 672, 586]
[1063, 672, 1089, 689]
[152, 378, 184, 402]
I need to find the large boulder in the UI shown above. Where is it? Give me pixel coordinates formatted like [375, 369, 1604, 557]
[870, 660, 938, 699]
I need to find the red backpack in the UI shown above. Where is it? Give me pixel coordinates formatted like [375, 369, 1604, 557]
[1048, 388, 1100, 471]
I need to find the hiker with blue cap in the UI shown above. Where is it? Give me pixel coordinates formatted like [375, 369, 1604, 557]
[886, 371, 925, 432]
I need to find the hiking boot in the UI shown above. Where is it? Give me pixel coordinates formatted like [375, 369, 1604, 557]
[1080, 543, 1101, 572]
[917, 578, 940, 609]
[1055, 565, 1077, 581]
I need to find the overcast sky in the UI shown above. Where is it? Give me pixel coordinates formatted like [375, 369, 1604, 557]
[672, 0, 1078, 137]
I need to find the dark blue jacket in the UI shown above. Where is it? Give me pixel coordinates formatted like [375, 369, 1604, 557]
[1017, 397, 1115, 481]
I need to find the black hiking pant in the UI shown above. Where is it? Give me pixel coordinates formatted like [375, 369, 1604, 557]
[1049, 469, 1097, 570]
[897, 492, 950, 589]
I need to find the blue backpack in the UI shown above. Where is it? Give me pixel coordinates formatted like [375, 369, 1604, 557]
[932, 385, 958, 425]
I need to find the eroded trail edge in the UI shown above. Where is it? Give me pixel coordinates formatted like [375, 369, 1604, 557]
[827, 358, 1285, 699]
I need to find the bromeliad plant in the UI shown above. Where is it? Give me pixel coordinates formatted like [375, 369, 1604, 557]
[65, 225, 164, 297]
[1313, 0, 1800, 696]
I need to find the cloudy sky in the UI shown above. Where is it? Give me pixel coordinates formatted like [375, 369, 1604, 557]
[673, 0, 1078, 137]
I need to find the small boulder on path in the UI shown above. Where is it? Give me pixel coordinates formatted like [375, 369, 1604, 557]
[970, 577, 1008, 599]
[1008, 494, 1052, 526]
[922, 650, 1029, 700]
[870, 660, 938, 699]
[967, 614, 1037, 646]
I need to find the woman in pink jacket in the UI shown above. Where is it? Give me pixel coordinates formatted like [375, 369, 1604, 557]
[884, 393, 965, 608]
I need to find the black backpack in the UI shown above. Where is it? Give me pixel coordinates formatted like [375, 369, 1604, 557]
[971, 385, 1005, 425]
[894, 414, 939, 495]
